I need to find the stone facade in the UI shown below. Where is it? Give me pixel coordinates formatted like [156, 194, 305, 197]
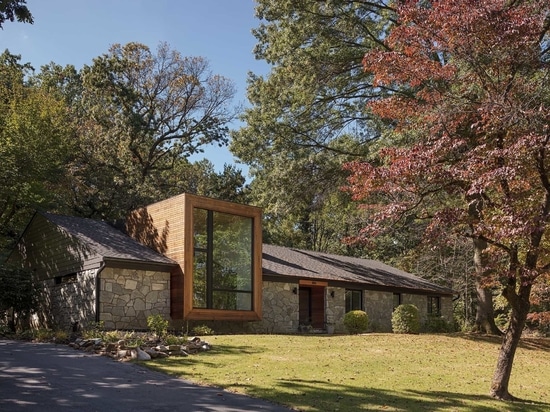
[364, 290, 395, 332]
[249, 281, 299, 333]
[33, 269, 97, 330]
[99, 267, 171, 330]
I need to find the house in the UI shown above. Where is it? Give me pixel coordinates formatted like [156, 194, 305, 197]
[8, 193, 454, 333]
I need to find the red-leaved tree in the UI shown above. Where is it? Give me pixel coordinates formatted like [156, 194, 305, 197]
[344, 0, 550, 400]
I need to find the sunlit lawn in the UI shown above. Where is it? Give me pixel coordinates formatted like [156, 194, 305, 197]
[144, 333, 550, 411]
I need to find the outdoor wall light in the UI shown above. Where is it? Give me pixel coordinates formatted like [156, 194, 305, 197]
[330, 290, 335, 298]
[292, 287, 298, 294]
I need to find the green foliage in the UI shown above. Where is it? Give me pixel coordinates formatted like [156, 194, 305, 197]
[191, 324, 214, 336]
[392, 304, 420, 334]
[147, 314, 169, 338]
[82, 321, 105, 340]
[0, 265, 38, 331]
[0, 0, 33, 29]
[164, 334, 188, 346]
[343, 310, 369, 334]
[0, 51, 73, 252]
[423, 314, 452, 333]
[65, 42, 239, 219]
[231, 0, 394, 254]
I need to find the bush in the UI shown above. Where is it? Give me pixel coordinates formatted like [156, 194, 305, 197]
[423, 314, 451, 333]
[392, 304, 420, 334]
[343, 310, 369, 334]
[147, 314, 169, 338]
[191, 324, 214, 336]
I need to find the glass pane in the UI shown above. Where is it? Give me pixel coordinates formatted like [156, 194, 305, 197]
[193, 251, 207, 308]
[193, 208, 208, 250]
[212, 211, 253, 292]
[212, 291, 252, 310]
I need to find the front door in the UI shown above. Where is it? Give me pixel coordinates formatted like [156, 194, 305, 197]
[298, 286, 325, 329]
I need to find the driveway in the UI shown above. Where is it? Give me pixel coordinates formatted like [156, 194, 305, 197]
[0, 340, 293, 411]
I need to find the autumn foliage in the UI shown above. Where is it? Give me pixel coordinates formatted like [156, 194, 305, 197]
[344, 0, 550, 401]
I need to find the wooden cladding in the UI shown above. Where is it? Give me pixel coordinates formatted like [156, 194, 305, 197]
[299, 279, 328, 287]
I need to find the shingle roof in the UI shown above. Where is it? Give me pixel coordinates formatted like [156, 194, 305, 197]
[42, 213, 176, 266]
[262, 244, 453, 295]
[40, 213, 453, 294]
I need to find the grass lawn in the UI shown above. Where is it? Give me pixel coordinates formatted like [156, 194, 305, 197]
[144, 333, 550, 411]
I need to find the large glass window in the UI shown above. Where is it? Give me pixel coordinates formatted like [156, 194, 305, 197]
[345, 289, 363, 312]
[193, 208, 253, 311]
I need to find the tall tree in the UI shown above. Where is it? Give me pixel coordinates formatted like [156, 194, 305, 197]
[66, 42, 239, 219]
[0, 0, 32, 28]
[0, 51, 72, 254]
[344, 0, 550, 400]
[231, 0, 396, 252]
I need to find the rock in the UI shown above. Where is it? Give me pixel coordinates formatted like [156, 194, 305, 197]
[136, 347, 151, 361]
[105, 343, 117, 352]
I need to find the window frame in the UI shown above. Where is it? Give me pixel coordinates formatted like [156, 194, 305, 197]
[427, 296, 441, 316]
[345, 289, 363, 312]
[393, 293, 402, 310]
[183, 194, 262, 321]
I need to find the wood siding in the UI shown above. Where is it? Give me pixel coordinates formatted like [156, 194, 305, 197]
[126, 193, 263, 322]
[11, 214, 101, 280]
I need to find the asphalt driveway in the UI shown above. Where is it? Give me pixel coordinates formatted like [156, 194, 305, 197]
[0, 339, 293, 411]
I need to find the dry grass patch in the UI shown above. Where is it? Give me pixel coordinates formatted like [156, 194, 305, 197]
[144, 333, 550, 411]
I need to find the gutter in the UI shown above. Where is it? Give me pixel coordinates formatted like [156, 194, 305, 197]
[95, 261, 106, 323]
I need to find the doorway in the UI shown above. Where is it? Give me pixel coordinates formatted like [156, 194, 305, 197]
[298, 285, 325, 329]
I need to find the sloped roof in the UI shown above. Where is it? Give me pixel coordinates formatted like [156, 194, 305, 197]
[40, 213, 452, 294]
[262, 244, 453, 295]
[42, 213, 176, 266]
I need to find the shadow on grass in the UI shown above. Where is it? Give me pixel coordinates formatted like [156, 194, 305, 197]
[451, 332, 550, 352]
[248, 378, 550, 412]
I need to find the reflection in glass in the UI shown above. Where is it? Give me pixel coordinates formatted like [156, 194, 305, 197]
[193, 208, 253, 311]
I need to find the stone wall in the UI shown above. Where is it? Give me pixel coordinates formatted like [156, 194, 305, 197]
[33, 269, 97, 330]
[249, 281, 299, 333]
[364, 290, 395, 332]
[99, 267, 171, 330]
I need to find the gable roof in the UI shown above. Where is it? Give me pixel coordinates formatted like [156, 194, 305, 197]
[262, 244, 453, 295]
[42, 212, 177, 266]
[37, 213, 452, 295]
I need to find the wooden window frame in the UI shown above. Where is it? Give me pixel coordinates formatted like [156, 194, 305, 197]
[183, 194, 262, 321]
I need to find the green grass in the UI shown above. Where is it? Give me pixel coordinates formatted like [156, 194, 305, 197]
[144, 333, 550, 411]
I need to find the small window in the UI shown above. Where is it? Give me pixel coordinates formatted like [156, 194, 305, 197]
[393, 293, 402, 310]
[345, 289, 363, 312]
[428, 296, 441, 315]
[55, 273, 77, 285]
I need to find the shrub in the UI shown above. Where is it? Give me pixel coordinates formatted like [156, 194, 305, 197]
[191, 324, 214, 336]
[423, 314, 451, 333]
[392, 304, 420, 334]
[147, 314, 169, 338]
[82, 321, 105, 340]
[165, 334, 187, 345]
[343, 310, 369, 334]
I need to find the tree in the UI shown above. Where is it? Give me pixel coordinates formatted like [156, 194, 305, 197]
[63, 42, 239, 219]
[0, 51, 72, 254]
[0, 0, 32, 29]
[231, 0, 396, 252]
[0, 265, 37, 332]
[344, 0, 550, 400]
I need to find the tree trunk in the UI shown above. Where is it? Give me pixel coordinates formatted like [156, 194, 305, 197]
[472, 237, 502, 335]
[474, 284, 502, 335]
[490, 284, 531, 400]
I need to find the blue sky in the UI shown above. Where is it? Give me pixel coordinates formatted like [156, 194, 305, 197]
[0, 0, 268, 175]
